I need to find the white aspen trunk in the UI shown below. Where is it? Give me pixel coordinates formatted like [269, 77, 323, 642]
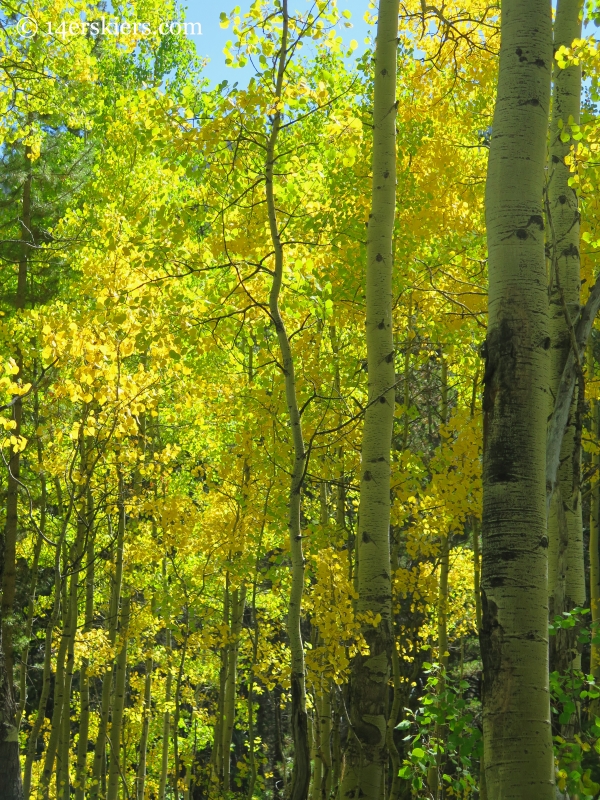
[107, 594, 131, 800]
[481, 1, 554, 798]
[75, 512, 95, 800]
[136, 657, 153, 800]
[158, 626, 172, 800]
[592, 399, 600, 684]
[23, 521, 66, 799]
[222, 586, 246, 791]
[0, 147, 31, 800]
[90, 476, 126, 799]
[340, 0, 399, 797]
[547, 0, 585, 674]
[264, 3, 310, 796]
[40, 523, 84, 799]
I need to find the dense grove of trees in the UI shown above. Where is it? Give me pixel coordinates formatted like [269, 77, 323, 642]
[2, 0, 600, 798]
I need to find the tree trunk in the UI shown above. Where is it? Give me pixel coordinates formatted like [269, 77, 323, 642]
[264, 4, 310, 797]
[90, 475, 126, 799]
[107, 594, 131, 800]
[222, 586, 246, 792]
[16, 526, 43, 729]
[481, 1, 554, 798]
[0, 145, 32, 800]
[23, 518, 67, 798]
[340, 1, 398, 797]
[57, 616, 75, 800]
[158, 627, 172, 800]
[438, 358, 450, 671]
[75, 507, 95, 800]
[592, 399, 600, 685]
[386, 635, 403, 800]
[547, 0, 585, 675]
[0, 625, 22, 800]
[40, 512, 84, 799]
[136, 657, 153, 800]
[211, 581, 228, 785]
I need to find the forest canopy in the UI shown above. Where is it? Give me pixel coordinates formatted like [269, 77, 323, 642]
[0, 1, 599, 799]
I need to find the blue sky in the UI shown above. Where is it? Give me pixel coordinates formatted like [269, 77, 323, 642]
[182, 0, 374, 85]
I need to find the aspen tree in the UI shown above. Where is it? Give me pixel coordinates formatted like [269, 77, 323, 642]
[222, 585, 246, 791]
[23, 519, 67, 798]
[136, 658, 153, 800]
[437, 359, 450, 675]
[592, 397, 600, 683]
[160, 650, 173, 800]
[173, 632, 189, 800]
[15, 527, 43, 729]
[159, 564, 173, 800]
[107, 594, 131, 800]
[57, 446, 92, 800]
[211, 582, 228, 784]
[481, 1, 554, 798]
[547, 0, 585, 673]
[247, 493, 270, 800]
[428, 358, 449, 800]
[40, 520, 84, 799]
[0, 145, 31, 800]
[90, 476, 126, 799]
[310, 485, 330, 800]
[340, 0, 399, 797]
[57, 552, 80, 800]
[264, 1, 310, 795]
[75, 500, 95, 800]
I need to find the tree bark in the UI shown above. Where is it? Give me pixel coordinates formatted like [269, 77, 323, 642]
[547, 0, 585, 676]
[75, 503, 95, 800]
[481, 1, 554, 798]
[264, 4, 310, 797]
[158, 626, 172, 800]
[136, 657, 153, 800]
[0, 145, 32, 800]
[340, 1, 398, 798]
[222, 585, 246, 792]
[40, 520, 84, 799]
[89, 474, 126, 799]
[106, 594, 131, 800]
[23, 516, 66, 798]
[0, 625, 22, 800]
[592, 399, 600, 683]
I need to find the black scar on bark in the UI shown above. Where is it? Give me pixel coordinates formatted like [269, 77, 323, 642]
[482, 318, 519, 484]
[562, 243, 579, 259]
[528, 214, 544, 230]
[480, 590, 503, 706]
